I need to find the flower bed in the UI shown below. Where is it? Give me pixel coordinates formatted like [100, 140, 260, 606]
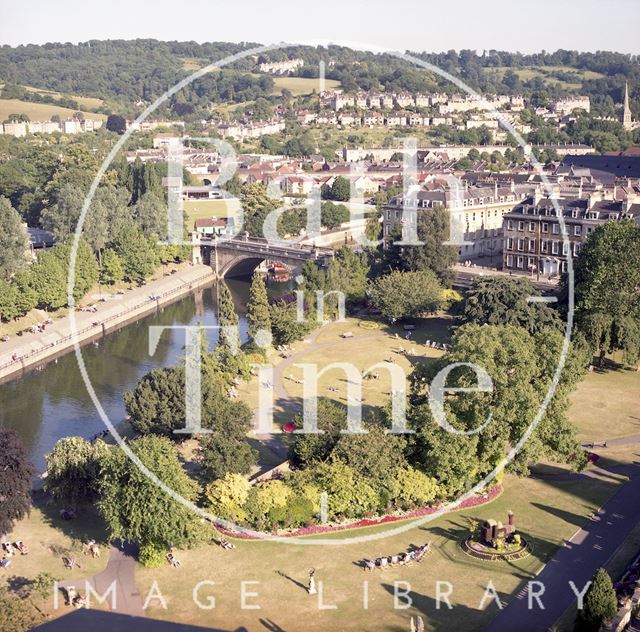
[219, 484, 503, 539]
[460, 535, 531, 562]
[358, 321, 380, 330]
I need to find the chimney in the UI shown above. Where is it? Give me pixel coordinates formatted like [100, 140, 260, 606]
[508, 511, 514, 527]
[533, 187, 544, 206]
[625, 195, 633, 212]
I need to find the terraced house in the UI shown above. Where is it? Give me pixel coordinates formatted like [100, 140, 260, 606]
[502, 190, 640, 277]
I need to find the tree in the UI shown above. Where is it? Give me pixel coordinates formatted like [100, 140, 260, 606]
[205, 473, 251, 523]
[247, 270, 271, 342]
[324, 176, 351, 202]
[246, 480, 292, 528]
[0, 429, 35, 537]
[570, 221, 640, 367]
[389, 467, 440, 510]
[325, 246, 370, 309]
[40, 183, 83, 241]
[409, 323, 588, 482]
[575, 568, 617, 632]
[269, 301, 316, 347]
[133, 191, 167, 240]
[462, 276, 561, 335]
[0, 589, 42, 632]
[240, 183, 278, 238]
[45, 437, 110, 506]
[217, 281, 240, 351]
[321, 201, 349, 229]
[332, 424, 407, 492]
[124, 365, 247, 437]
[28, 249, 67, 310]
[97, 435, 202, 551]
[106, 114, 127, 134]
[112, 223, 158, 282]
[0, 280, 20, 321]
[52, 239, 99, 301]
[369, 269, 443, 319]
[197, 432, 258, 483]
[100, 248, 124, 285]
[382, 205, 458, 285]
[0, 197, 29, 281]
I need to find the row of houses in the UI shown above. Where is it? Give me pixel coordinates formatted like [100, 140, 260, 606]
[325, 91, 526, 113]
[382, 158, 640, 272]
[0, 118, 103, 137]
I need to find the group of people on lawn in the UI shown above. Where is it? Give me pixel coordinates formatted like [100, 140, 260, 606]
[363, 542, 431, 571]
[1, 540, 28, 568]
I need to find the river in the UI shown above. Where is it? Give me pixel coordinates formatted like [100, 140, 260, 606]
[0, 277, 287, 471]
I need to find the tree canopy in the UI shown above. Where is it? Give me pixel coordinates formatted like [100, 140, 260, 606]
[0, 429, 34, 537]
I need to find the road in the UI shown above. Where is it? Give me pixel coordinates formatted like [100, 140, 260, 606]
[482, 461, 640, 632]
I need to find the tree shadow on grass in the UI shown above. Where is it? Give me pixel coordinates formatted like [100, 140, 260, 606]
[38, 499, 108, 548]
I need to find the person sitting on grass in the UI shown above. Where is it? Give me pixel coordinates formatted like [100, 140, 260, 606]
[219, 537, 236, 550]
[15, 541, 28, 555]
[0, 557, 10, 569]
[167, 552, 181, 567]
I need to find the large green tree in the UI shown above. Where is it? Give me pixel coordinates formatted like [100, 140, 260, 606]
[45, 437, 110, 506]
[0, 196, 29, 281]
[112, 223, 158, 282]
[369, 269, 443, 319]
[382, 205, 458, 286]
[571, 220, 640, 367]
[462, 276, 561, 335]
[97, 435, 202, 550]
[0, 429, 34, 537]
[247, 270, 271, 341]
[40, 183, 83, 241]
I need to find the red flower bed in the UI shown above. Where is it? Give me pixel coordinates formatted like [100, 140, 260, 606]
[219, 485, 502, 540]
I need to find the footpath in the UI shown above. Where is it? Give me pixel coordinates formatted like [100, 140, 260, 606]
[0, 264, 215, 383]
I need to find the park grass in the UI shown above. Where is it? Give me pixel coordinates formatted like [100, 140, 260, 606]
[183, 198, 241, 225]
[0, 98, 106, 123]
[271, 76, 341, 96]
[0, 503, 108, 593]
[133, 472, 620, 631]
[568, 366, 640, 443]
[20, 85, 105, 111]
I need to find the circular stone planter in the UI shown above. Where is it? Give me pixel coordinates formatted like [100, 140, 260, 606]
[460, 536, 531, 561]
[358, 321, 380, 330]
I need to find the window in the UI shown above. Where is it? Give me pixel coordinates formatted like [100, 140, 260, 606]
[529, 222, 535, 232]
[528, 257, 536, 269]
[561, 261, 568, 273]
[506, 237, 514, 250]
[517, 239, 525, 251]
[552, 241, 559, 255]
[541, 240, 548, 253]
[516, 256, 524, 269]
[528, 239, 536, 252]
[552, 224, 560, 234]
[542, 222, 549, 233]
[518, 221, 525, 231]
[573, 242, 580, 256]
[507, 220, 514, 230]
[574, 225, 582, 236]
[506, 254, 514, 267]
[562, 242, 569, 256]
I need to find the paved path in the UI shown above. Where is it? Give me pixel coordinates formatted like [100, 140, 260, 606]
[482, 461, 640, 632]
[59, 542, 143, 616]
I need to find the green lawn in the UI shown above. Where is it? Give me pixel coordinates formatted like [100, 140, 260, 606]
[183, 198, 241, 225]
[272, 76, 341, 96]
[485, 65, 603, 90]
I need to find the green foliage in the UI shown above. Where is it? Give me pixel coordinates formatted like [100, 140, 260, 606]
[325, 246, 370, 309]
[368, 269, 443, 319]
[462, 276, 562, 335]
[269, 301, 316, 346]
[100, 248, 124, 285]
[133, 191, 167, 240]
[321, 201, 350, 228]
[0, 196, 29, 281]
[571, 220, 640, 367]
[381, 205, 458, 285]
[112, 223, 158, 282]
[138, 543, 169, 568]
[44, 437, 110, 506]
[240, 183, 278, 238]
[575, 568, 618, 631]
[29, 573, 59, 599]
[0, 588, 42, 632]
[217, 281, 240, 351]
[28, 249, 67, 310]
[389, 467, 440, 510]
[205, 473, 251, 523]
[97, 435, 202, 549]
[0, 280, 21, 321]
[197, 432, 258, 483]
[322, 176, 351, 202]
[40, 183, 83, 241]
[124, 365, 249, 438]
[247, 270, 271, 341]
[52, 239, 99, 301]
[0, 429, 35, 537]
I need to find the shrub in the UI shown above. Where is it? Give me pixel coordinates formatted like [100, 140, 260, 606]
[139, 543, 167, 568]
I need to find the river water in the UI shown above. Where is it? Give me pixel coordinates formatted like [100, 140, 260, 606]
[0, 278, 285, 471]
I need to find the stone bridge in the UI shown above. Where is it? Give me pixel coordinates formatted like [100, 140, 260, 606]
[194, 236, 334, 278]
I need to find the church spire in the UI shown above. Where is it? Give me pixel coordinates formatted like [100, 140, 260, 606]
[623, 81, 632, 130]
